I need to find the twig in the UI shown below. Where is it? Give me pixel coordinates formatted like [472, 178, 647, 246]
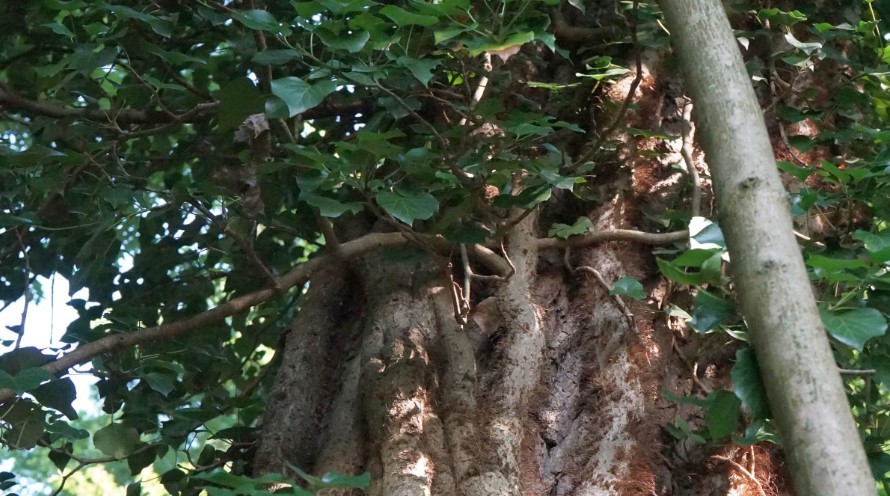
[672, 339, 712, 394]
[536, 228, 689, 249]
[712, 454, 768, 496]
[14, 231, 31, 349]
[189, 199, 280, 290]
[680, 99, 701, 217]
[838, 368, 876, 375]
[458, 53, 492, 126]
[574, 265, 636, 329]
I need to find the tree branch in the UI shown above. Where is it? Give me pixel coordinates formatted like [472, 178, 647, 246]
[0, 226, 687, 404]
[0, 80, 218, 125]
[535, 228, 689, 249]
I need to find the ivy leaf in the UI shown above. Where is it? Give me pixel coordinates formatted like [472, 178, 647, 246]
[820, 307, 888, 350]
[270, 77, 338, 117]
[547, 217, 592, 239]
[303, 194, 364, 218]
[397, 55, 441, 86]
[853, 230, 890, 263]
[232, 9, 288, 34]
[252, 49, 301, 66]
[656, 257, 703, 286]
[317, 29, 370, 53]
[380, 5, 438, 26]
[94, 423, 140, 458]
[0, 367, 54, 394]
[143, 372, 175, 397]
[468, 31, 534, 57]
[217, 78, 265, 131]
[44, 22, 75, 38]
[48, 443, 72, 471]
[319, 471, 371, 489]
[32, 378, 78, 420]
[2, 401, 45, 449]
[689, 290, 737, 333]
[567, 0, 585, 13]
[689, 217, 725, 249]
[706, 390, 741, 441]
[731, 348, 771, 419]
[610, 276, 646, 300]
[377, 189, 439, 225]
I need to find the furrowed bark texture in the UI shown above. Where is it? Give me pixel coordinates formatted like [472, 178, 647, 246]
[254, 36, 791, 496]
[660, 0, 875, 494]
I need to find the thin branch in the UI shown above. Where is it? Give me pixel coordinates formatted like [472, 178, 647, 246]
[574, 264, 636, 329]
[189, 198, 280, 290]
[680, 99, 702, 217]
[13, 232, 30, 350]
[838, 368, 876, 375]
[0, 80, 218, 126]
[535, 228, 689, 249]
[712, 455, 768, 496]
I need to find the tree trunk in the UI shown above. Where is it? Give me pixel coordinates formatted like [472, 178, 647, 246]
[253, 60, 792, 494]
[660, 1, 874, 494]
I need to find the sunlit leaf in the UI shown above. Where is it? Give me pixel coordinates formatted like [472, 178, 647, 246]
[94, 423, 140, 458]
[820, 307, 888, 350]
[610, 276, 646, 300]
[731, 348, 771, 419]
[377, 189, 439, 225]
[270, 77, 338, 117]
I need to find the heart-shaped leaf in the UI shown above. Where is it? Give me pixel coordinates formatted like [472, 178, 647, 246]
[820, 307, 888, 350]
[377, 189, 439, 225]
[270, 77, 338, 117]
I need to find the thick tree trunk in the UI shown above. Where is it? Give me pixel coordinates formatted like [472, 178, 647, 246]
[254, 23, 792, 496]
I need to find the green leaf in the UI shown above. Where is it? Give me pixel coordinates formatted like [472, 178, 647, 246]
[468, 32, 534, 56]
[567, 0, 585, 13]
[270, 77, 338, 117]
[853, 230, 890, 263]
[548, 217, 593, 239]
[0, 367, 54, 394]
[397, 55, 441, 86]
[377, 189, 439, 225]
[731, 348, 771, 419]
[2, 401, 45, 449]
[820, 307, 887, 350]
[48, 443, 72, 471]
[379, 5, 438, 26]
[689, 290, 737, 333]
[317, 28, 370, 53]
[303, 194, 364, 218]
[689, 217, 725, 249]
[232, 9, 286, 33]
[252, 49, 301, 65]
[45, 420, 89, 441]
[319, 471, 371, 489]
[217, 78, 265, 131]
[32, 378, 78, 420]
[609, 276, 646, 301]
[44, 22, 75, 38]
[705, 390, 741, 441]
[144, 372, 175, 397]
[656, 257, 703, 286]
[671, 249, 722, 268]
[94, 423, 140, 458]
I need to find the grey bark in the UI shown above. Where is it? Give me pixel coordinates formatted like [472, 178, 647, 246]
[659, 0, 876, 494]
